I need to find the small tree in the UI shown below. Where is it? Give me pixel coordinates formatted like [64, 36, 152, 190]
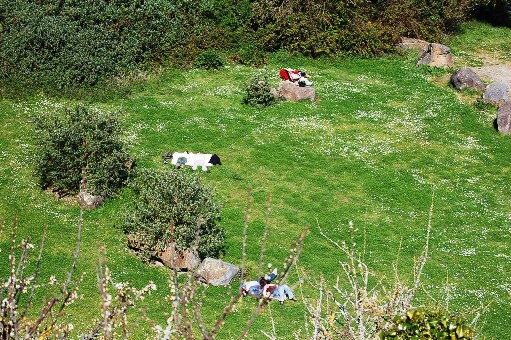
[35, 104, 132, 197]
[122, 169, 224, 260]
[243, 72, 276, 107]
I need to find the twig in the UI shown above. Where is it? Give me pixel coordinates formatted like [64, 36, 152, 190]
[27, 208, 83, 337]
[239, 229, 308, 339]
[19, 225, 48, 324]
[240, 187, 252, 283]
[258, 192, 271, 278]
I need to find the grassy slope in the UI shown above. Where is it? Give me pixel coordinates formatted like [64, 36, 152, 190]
[1, 22, 510, 338]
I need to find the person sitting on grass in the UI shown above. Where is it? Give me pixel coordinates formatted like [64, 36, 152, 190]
[240, 268, 278, 298]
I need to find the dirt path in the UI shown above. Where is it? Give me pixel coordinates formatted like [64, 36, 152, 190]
[469, 53, 511, 87]
[473, 63, 511, 87]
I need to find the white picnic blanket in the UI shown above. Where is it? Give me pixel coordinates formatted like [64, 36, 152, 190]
[171, 152, 214, 171]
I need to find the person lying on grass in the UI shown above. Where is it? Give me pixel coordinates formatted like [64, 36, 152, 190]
[262, 283, 297, 305]
[240, 268, 277, 298]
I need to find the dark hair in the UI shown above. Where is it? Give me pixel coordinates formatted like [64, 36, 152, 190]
[266, 285, 276, 294]
[259, 277, 268, 287]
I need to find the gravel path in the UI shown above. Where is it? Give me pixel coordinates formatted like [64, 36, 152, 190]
[473, 62, 511, 88]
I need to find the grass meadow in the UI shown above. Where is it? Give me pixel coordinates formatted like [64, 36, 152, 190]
[0, 21, 510, 338]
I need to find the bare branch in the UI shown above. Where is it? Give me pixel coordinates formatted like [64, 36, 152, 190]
[240, 187, 252, 283]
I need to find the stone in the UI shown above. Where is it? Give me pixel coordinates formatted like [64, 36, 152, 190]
[483, 82, 509, 104]
[396, 37, 430, 55]
[497, 101, 511, 134]
[417, 43, 454, 68]
[274, 81, 316, 102]
[450, 68, 485, 91]
[158, 243, 200, 271]
[77, 190, 104, 210]
[196, 258, 239, 286]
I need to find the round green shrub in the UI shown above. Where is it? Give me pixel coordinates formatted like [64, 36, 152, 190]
[194, 50, 224, 70]
[237, 44, 268, 66]
[242, 72, 275, 107]
[381, 308, 474, 339]
[34, 104, 132, 197]
[122, 169, 224, 260]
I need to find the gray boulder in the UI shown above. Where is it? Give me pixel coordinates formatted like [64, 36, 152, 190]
[196, 258, 239, 286]
[483, 82, 509, 104]
[77, 190, 104, 210]
[274, 81, 316, 102]
[497, 101, 511, 134]
[158, 243, 200, 271]
[417, 43, 454, 68]
[450, 68, 485, 91]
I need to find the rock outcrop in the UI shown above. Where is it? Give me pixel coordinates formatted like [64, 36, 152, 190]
[77, 190, 104, 210]
[483, 82, 509, 104]
[396, 37, 430, 56]
[273, 81, 316, 102]
[158, 243, 200, 271]
[497, 101, 511, 134]
[450, 68, 485, 91]
[196, 258, 239, 286]
[417, 43, 454, 68]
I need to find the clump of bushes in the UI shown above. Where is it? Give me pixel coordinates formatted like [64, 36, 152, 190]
[0, 0, 207, 96]
[381, 308, 474, 339]
[250, 0, 486, 57]
[0, 0, 502, 97]
[122, 169, 224, 260]
[236, 44, 268, 66]
[243, 72, 275, 107]
[35, 104, 132, 198]
[195, 50, 224, 70]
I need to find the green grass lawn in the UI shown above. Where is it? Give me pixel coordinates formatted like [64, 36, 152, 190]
[1, 22, 511, 338]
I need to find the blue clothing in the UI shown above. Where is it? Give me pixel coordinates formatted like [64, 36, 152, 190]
[240, 270, 278, 298]
[247, 285, 263, 297]
[265, 271, 277, 282]
[239, 280, 260, 297]
[270, 285, 294, 302]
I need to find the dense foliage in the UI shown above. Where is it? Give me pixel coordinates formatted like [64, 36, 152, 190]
[0, 0, 207, 96]
[250, 0, 494, 57]
[0, 0, 508, 95]
[122, 169, 224, 260]
[194, 50, 224, 70]
[35, 104, 131, 197]
[381, 308, 474, 339]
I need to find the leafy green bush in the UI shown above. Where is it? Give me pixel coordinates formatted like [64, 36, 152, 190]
[381, 308, 474, 339]
[242, 72, 275, 107]
[0, 0, 206, 96]
[122, 169, 224, 260]
[0, 0, 502, 96]
[35, 104, 132, 197]
[195, 50, 224, 70]
[250, 0, 486, 57]
[236, 43, 268, 66]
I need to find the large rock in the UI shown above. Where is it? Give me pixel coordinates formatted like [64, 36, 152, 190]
[396, 37, 430, 55]
[483, 82, 509, 104]
[497, 101, 511, 134]
[196, 258, 239, 286]
[158, 243, 200, 271]
[77, 190, 104, 210]
[450, 68, 485, 91]
[274, 81, 316, 102]
[417, 43, 454, 68]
